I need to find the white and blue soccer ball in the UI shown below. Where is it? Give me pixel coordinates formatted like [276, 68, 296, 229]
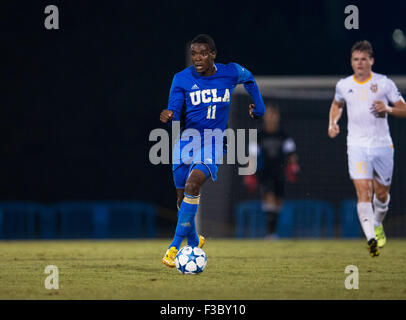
[175, 245, 207, 274]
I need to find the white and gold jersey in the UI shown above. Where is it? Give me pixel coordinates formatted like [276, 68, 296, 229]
[334, 72, 403, 147]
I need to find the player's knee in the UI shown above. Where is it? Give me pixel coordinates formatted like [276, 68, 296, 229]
[356, 189, 372, 202]
[185, 180, 201, 196]
[375, 191, 388, 203]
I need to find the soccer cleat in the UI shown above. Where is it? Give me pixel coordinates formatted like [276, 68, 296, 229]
[198, 234, 206, 249]
[374, 225, 386, 248]
[162, 246, 178, 268]
[367, 238, 380, 257]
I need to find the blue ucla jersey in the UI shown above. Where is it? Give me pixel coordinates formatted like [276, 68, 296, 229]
[168, 62, 265, 177]
[167, 62, 265, 135]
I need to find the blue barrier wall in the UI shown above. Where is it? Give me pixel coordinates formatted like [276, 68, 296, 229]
[0, 199, 362, 239]
[235, 199, 361, 238]
[0, 201, 156, 240]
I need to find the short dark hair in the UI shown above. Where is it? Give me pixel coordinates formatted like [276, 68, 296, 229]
[191, 34, 217, 53]
[351, 40, 374, 58]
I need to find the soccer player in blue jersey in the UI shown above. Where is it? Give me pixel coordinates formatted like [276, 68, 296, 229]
[160, 34, 265, 267]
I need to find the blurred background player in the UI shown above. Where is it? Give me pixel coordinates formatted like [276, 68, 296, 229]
[328, 40, 406, 257]
[160, 34, 265, 267]
[244, 104, 299, 238]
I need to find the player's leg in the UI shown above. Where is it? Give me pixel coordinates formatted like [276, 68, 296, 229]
[262, 190, 281, 238]
[163, 166, 188, 267]
[259, 175, 279, 237]
[352, 178, 374, 238]
[371, 145, 394, 248]
[372, 180, 390, 248]
[348, 146, 379, 256]
[176, 188, 205, 249]
[271, 176, 285, 237]
[176, 189, 184, 210]
[163, 191, 204, 267]
[172, 166, 208, 249]
[273, 196, 283, 237]
[352, 179, 379, 256]
[170, 167, 190, 250]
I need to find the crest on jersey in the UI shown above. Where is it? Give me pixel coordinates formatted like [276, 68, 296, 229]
[370, 83, 378, 93]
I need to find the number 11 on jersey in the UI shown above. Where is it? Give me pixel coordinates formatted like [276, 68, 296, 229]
[207, 105, 216, 119]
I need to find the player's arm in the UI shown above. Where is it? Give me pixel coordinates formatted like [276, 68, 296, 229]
[231, 63, 265, 119]
[328, 80, 346, 138]
[373, 78, 406, 118]
[373, 99, 406, 118]
[328, 99, 345, 138]
[160, 109, 174, 123]
[160, 74, 185, 123]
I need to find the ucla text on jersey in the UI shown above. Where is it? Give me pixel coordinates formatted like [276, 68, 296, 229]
[168, 62, 265, 137]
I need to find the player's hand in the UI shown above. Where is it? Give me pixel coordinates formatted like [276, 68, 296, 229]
[285, 162, 300, 183]
[249, 104, 256, 119]
[328, 122, 340, 138]
[373, 100, 391, 117]
[160, 109, 174, 123]
[243, 174, 258, 193]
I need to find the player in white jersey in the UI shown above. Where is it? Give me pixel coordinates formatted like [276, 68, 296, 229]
[328, 40, 406, 257]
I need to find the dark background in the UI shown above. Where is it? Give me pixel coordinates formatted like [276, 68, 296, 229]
[1, 0, 405, 211]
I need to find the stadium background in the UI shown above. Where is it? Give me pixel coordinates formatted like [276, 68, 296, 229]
[1, 0, 406, 239]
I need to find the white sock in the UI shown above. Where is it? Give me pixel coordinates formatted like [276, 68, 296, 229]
[357, 202, 375, 241]
[373, 193, 390, 227]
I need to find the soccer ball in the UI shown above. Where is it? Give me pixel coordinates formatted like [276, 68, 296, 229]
[175, 245, 207, 274]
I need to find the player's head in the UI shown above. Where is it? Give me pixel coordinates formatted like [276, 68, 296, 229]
[264, 104, 280, 132]
[350, 40, 374, 76]
[190, 34, 217, 75]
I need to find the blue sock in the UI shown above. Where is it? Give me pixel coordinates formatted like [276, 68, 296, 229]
[169, 193, 200, 250]
[187, 219, 199, 247]
[174, 207, 199, 248]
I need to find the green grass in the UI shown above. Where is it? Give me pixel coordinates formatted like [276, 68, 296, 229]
[0, 239, 405, 300]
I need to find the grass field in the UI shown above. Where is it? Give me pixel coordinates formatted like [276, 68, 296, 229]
[0, 239, 405, 300]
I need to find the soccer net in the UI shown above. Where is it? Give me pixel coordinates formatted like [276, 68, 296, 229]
[198, 76, 406, 238]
